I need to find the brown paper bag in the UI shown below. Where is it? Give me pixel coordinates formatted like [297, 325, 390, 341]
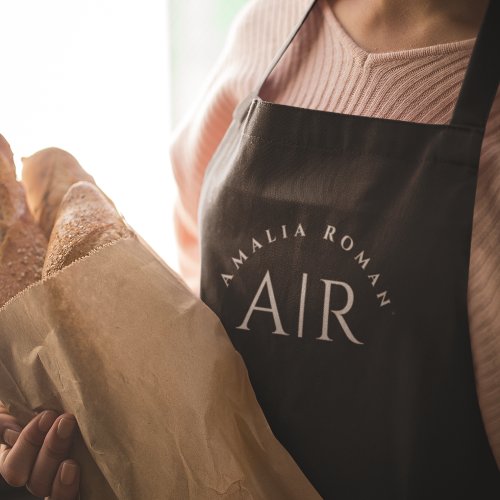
[0, 234, 320, 499]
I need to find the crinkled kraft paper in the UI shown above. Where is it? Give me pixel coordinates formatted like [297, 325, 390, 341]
[0, 234, 320, 500]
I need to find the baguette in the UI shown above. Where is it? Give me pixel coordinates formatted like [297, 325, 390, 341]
[0, 135, 47, 307]
[0, 134, 15, 172]
[22, 148, 95, 238]
[43, 181, 131, 277]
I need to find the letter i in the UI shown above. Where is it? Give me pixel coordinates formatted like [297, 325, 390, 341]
[297, 273, 308, 338]
[282, 225, 288, 239]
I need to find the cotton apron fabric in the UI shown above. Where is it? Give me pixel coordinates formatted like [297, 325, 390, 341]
[198, 1, 500, 498]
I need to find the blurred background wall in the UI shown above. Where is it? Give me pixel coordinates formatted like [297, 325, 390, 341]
[0, 0, 247, 273]
[169, 0, 247, 126]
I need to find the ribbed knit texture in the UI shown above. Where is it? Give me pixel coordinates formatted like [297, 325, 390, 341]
[170, 0, 500, 466]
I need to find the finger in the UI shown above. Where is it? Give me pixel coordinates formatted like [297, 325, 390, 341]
[48, 460, 80, 500]
[0, 444, 13, 489]
[0, 444, 10, 470]
[0, 411, 22, 447]
[0, 410, 57, 487]
[26, 414, 77, 498]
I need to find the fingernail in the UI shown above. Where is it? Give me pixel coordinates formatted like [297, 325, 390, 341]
[38, 411, 57, 433]
[3, 428, 20, 447]
[60, 461, 78, 485]
[57, 417, 76, 439]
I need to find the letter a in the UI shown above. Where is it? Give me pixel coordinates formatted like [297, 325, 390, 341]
[236, 271, 289, 335]
[294, 224, 306, 237]
[221, 274, 234, 287]
[317, 279, 363, 345]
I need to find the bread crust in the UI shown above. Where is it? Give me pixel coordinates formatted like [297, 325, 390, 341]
[22, 148, 95, 238]
[0, 134, 15, 173]
[2, 141, 130, 297]
[43, 181, 131, 277]
[0, 138, 47, 307]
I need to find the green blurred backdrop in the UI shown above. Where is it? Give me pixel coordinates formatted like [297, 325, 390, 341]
[169, 0, 248, 128]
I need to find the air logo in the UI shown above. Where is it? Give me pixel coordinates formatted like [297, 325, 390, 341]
[220, 223, 392, 345]
[236, 270, 363, 344]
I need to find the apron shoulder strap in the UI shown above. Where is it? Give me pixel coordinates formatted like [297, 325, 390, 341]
[450, 0, 500, 130]
[233, 0, 318, 122]
[252, 0, 318, 100]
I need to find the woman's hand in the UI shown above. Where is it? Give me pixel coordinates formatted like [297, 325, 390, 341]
[0, 402, 80, 499]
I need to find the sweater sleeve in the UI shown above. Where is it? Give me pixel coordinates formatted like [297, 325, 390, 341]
[469, 87, 500, 468]
[169, 0, 308, 294]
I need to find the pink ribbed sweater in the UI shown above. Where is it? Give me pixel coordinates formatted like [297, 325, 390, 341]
[170, 0, 500, 466]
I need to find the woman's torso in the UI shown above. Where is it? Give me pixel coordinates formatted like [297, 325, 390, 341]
[170, 0, 500, 482]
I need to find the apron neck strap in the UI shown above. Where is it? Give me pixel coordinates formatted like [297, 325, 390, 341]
[252, 0, 318, 101]
[450, 0, 500, 130]
[238, 0, 499, 130]
[233, 0, 317, 122]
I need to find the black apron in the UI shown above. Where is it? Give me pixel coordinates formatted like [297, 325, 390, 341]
[199, 1, 500, 498]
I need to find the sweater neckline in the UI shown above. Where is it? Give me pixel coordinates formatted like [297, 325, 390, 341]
[320, 0, 476, 64]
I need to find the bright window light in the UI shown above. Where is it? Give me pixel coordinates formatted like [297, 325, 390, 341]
[0, 0, 177, 271]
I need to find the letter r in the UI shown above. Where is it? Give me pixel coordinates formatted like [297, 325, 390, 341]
[317, 279, 363, 345]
